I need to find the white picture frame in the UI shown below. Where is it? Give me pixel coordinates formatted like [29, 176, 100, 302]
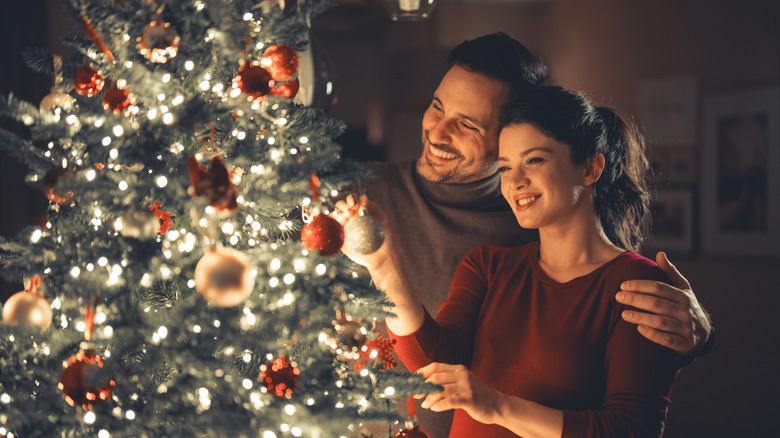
[701, 86, 780, 256]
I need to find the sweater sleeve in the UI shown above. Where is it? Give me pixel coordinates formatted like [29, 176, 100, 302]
[388, 246, 491, 371]
[562, 260, 684, 438]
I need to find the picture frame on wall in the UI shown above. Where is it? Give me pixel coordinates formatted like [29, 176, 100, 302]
[700, 86, 780, 256]
[646, 188, 695, 255]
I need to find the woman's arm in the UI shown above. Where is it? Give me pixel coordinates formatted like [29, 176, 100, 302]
[336, 195, 425, 336]
[417, 362, 564, 438]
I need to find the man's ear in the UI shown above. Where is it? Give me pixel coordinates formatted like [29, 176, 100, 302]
[584, 153, 605, 186]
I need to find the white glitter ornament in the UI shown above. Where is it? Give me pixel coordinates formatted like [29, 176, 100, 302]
[342, 209, 385, 255]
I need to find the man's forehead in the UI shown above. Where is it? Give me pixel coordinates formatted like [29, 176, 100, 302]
[435, 66, 510, 127]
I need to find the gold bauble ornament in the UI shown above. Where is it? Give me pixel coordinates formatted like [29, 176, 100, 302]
[194, 247, 254, 307]
[2, 275, 52, 329]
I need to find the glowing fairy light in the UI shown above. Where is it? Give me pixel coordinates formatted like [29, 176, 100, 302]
[242, 379, 253, 389]
[102, 136, 111, 146]
[307, 398, 315, 406]
[192, 324, 201, 333]
[243, 12, 253, 20]
[221, 222, 234, 234]
[268, 137, 276, 146]
[269, 258, 281, 271]
[31, 229, 42, 243]
[237, 131, 246, 140]
[284, 404, 296, 415]
[95, 118, 105, 127]
[269, 277, 279, 288]
[283, 292, 294, 305]
[109, 148, 118, 159]
[70, 267, 81, 278]
[384, 386, 396, 396]
[276, 117, 288, 126]
[283, 274, 295, 285]
[84, 411, 96, 424]
[148, 108, 158, 120]
[98, 257, 108, 267]
[118, 181, 128, 191]
[86, 169, 96, 181]
[163, 113, 174, 125]
[172, 95, 184, 105]
[299, 136, 309, 144]
[315, 264, 327, 275]
[76, 321, 86, 332]
[66, 115, 78, 125]
[243, 352, 252, 363]
[156, 176, 168, 187]
[199, 80, 210, 91]
[162, 73, 171, 83]
[113, 125, 124, 136]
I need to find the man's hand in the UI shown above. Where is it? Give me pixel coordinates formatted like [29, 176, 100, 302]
[417, 362, 503, 425]
[616, 252, 712, 355]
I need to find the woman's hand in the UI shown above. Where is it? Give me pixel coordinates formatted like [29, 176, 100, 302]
[416, 362, 504, 425]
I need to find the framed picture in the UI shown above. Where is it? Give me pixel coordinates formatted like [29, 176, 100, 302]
[701, 86, 780, 256]
[650, 146, 697, 184]
[646, 188, 695, 255]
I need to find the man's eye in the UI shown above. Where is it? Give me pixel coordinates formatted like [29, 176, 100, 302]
[431, 102, 442, 111]
[459, 121, 477, 131]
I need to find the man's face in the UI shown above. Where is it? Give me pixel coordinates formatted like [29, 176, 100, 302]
[416, 66, 511, 184]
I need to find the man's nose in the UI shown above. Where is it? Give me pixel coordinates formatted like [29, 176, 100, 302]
[427, 117, 452, 145]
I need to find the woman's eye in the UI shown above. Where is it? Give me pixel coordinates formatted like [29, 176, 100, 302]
[497, 166, 510, 173]
[527, 157, 544, 164]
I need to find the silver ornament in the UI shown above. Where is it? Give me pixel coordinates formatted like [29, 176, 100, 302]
[343, 213, 385, 255]
[118, 206, 159, 240]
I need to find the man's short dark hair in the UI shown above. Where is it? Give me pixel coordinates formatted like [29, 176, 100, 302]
[447, 32, 549, 92]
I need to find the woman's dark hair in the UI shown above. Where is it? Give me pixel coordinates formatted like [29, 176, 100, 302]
[448, 32, 549, 92]
[500, 86, 651, 252]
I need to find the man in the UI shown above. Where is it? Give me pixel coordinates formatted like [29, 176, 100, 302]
[356, 32, 712, 437]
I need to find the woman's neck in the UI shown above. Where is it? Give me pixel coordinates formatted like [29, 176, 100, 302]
[537, 212, 624, 283]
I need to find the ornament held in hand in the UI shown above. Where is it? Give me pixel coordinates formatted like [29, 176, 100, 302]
[194, 247, 254, 307]
[73, 65, 105, 97]
[117, 205, 159, 240]
[343, 208, 385, 255]
[187, 156, 239, 213]
[2, 275, 51, 329]
[301, 213, 344, 256]
[233, 62, 274, 100]
[259, 355, 299, 398]
[393, 426, 431, 438]
[138, 18, 180, 63]
[263, 44, 299, 81]
[59, 348, 116, 410]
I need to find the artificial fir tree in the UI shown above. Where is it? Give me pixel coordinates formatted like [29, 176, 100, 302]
[0, 0, 434, 436]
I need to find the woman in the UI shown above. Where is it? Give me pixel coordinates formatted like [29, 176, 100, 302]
[344, 86, 684, 437]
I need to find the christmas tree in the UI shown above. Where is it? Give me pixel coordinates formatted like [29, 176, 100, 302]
[0, 0, 433, 436]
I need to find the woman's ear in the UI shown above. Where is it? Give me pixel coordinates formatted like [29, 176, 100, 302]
[584, 153, 605, 186]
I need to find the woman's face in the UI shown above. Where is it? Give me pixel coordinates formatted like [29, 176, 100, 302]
[498, 123, 592, 230]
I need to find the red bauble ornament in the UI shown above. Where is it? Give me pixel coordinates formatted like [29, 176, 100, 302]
[59, 349, 116, 410]
[393, 426, 431, 438]
[263, 44, 299, 81]
[258, 356, 299, 398]
[73, 65, 105, 97]
[270, 78, 299, 99]
[233, 62, 274, 100]
[102, 87, 137, 116]
[42, 167, 76, 204]
[301, 214, 344, 257]
[194, 247, 254, 307]
[187, 156, 238, 213]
